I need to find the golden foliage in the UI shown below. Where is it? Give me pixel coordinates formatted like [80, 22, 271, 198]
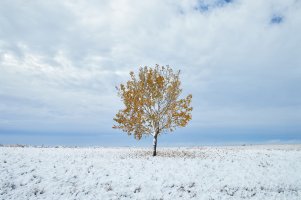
[113, 65, 193, 140]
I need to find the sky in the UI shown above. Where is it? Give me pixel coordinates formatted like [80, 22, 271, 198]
[0, 0, 301, 146]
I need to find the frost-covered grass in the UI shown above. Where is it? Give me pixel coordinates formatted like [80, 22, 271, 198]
[1, 145, 301, 200]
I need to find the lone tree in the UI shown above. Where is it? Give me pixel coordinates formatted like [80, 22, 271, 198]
[113, 65, 192, 156]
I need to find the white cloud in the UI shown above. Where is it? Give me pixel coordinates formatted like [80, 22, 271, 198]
[0, 0, 300, 133]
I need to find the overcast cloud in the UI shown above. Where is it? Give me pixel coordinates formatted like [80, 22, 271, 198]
[0, 0, 300, 145]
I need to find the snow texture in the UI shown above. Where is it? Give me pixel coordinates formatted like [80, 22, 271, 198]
[1, 145, 301, 200]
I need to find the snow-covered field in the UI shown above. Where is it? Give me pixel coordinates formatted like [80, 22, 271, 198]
[1, 145, 301, 200]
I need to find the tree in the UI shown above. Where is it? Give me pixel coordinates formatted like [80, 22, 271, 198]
[113, 65, 192, 156]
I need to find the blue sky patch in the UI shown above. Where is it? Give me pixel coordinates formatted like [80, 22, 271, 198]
[194, 0, 233, 12]
[270, 15, 283, 24]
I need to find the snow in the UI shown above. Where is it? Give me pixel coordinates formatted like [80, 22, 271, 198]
[1, 145, 301, 200]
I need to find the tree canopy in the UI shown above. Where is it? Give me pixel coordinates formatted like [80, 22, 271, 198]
[113, 65, 192, 155]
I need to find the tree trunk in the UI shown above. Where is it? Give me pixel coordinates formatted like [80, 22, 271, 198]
[152, 134, 158, 156]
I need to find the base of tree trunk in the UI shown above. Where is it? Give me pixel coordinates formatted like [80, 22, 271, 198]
[152, 135, 158, 156]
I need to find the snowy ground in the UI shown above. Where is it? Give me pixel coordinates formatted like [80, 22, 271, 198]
[1, 145, 301, 200]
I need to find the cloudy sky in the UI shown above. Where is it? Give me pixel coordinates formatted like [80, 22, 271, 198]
[0, 0, 301, 146]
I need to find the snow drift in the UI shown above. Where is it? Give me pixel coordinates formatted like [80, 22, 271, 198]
[1, 145, 300, 199]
